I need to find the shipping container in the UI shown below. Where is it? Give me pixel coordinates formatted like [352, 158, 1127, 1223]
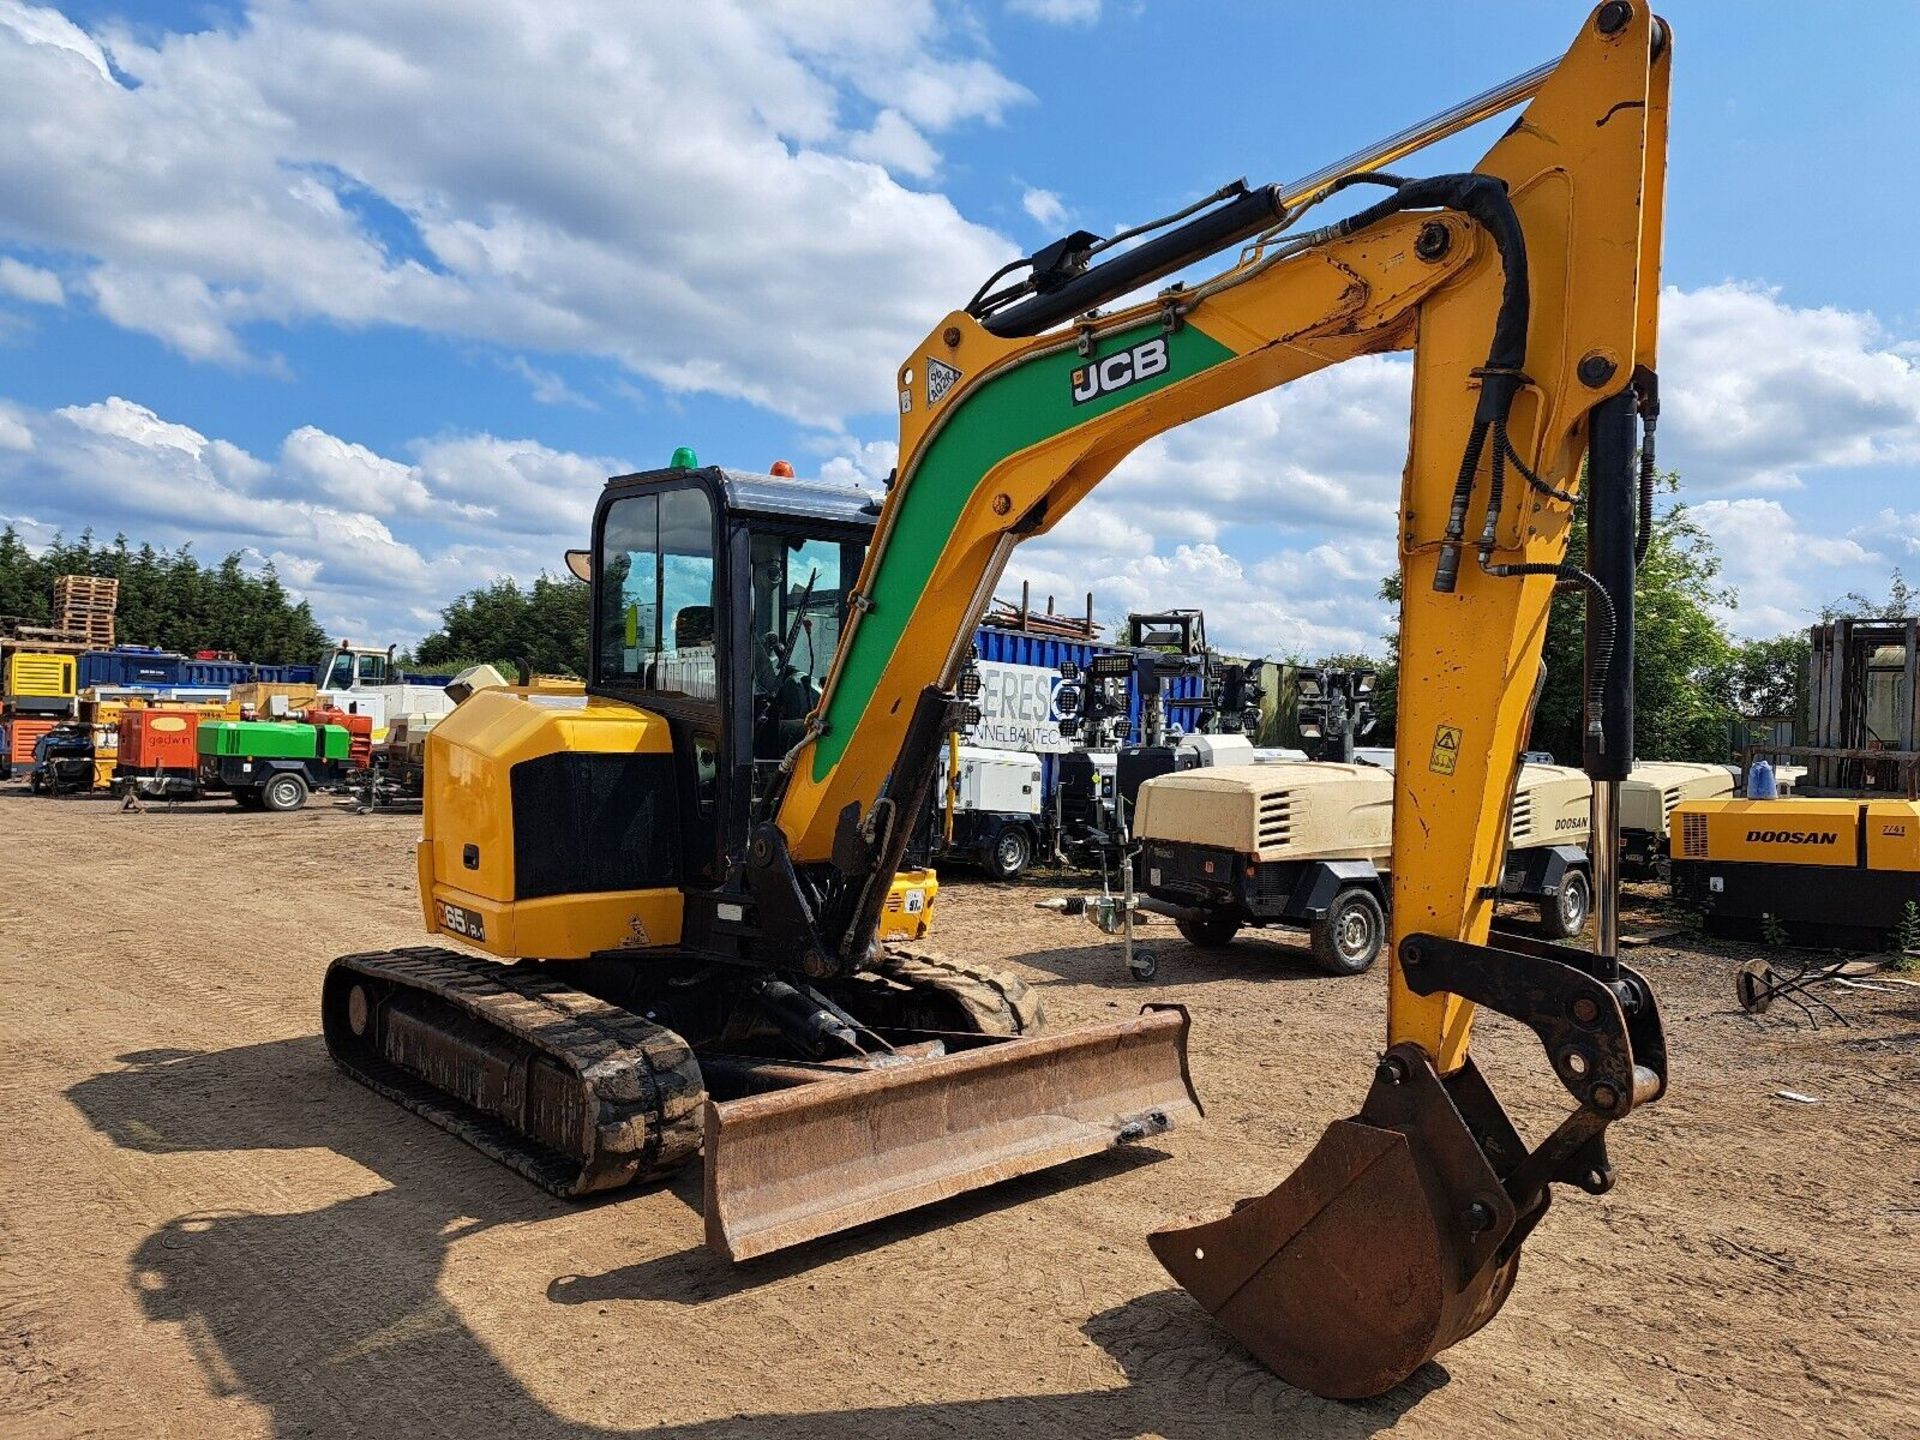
[78, 649, 320, 690]
[78, 648, 186, 689]
[182, 658, 282, 688]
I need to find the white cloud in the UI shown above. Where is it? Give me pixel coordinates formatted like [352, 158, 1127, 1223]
[57, 395, 212, 457]
[410, 432, 616, 533]
[1693, 497, 1875, 637]
[86, 267, 254, 368]
[1088, 355, 1412, 547]
[819, 437, 897, 488]
[1662, 283, 1920, 491]
[847, 109, 941, 180]
[1861, 506, 1920, 561]
[0, 1, 110, 78]
[1021, 187, 1066, 229]
[0, 395, 619, 640]
[501, 356, 596, 410]
[1008, 0, 1102, 23]
[0, 2, 1027, 424]
[1005, 538, 1392, 661]
[280, 425, 432, 516]
[0, 255, 62, 305]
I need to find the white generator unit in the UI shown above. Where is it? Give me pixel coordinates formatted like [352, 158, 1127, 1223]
[1620, 760, 1736, 872]
[937, 744, 1045, 880]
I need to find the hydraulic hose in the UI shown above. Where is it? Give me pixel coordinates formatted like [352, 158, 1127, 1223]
[1308, 172, 1532, 592]
[1485, 559, 1615, 728]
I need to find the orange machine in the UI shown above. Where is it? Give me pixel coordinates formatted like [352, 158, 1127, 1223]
[113, 709, 205, 800]
[305, 707, 374, 768]
[120, 709, 202, 772]
[6, 717, 56, 775]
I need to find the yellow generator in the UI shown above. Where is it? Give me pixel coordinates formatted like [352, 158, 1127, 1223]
[3, 650, 77, 716]
[880, 868, 937, 942]
[1670, 796, 1920, 946]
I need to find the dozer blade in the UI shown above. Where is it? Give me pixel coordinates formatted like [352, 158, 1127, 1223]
[1150, 1044, 1527, 1400]
[706, 1005, 1201, 1261]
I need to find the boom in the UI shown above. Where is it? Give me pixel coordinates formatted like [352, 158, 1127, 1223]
[765, 2, 1672, 1396]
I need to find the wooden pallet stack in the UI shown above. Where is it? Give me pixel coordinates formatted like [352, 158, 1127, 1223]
[0, 618, 88, 652]
[52, 575, 117, 650]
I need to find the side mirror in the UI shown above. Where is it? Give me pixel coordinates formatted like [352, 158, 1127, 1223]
[564, 549, 593, 583]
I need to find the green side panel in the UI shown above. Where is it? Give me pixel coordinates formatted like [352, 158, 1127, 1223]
[811, 320, 1234, 782]
[197, 721, 320, 760]
[317, 724, 350, 762]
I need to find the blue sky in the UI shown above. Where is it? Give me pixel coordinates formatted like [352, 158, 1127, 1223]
[1, 1, 1915, 653]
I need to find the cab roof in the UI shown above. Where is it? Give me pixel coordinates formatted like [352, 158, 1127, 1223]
[605, 465, 883, 530]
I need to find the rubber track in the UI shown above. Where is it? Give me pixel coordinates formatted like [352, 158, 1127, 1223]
[322, 946, 705, 1198]
[872, 948, 1046, 1035]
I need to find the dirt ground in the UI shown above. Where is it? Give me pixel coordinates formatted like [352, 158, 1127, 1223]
[2, 787, 1917, 1439]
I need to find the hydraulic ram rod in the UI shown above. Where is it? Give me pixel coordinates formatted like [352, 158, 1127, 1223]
[1277, 57, 1559, 208]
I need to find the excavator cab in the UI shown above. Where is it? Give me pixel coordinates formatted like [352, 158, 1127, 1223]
[588, 462, 879, 880]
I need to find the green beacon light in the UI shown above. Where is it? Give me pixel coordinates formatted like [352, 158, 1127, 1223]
[669, 445, 699, 469]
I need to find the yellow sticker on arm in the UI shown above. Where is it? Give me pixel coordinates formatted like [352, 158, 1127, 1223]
[1429, 724, 1462, 775]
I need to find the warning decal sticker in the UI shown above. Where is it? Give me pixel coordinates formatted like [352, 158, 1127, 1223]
[1429, 724, 1462, 775]
[927, 357, 962, 407]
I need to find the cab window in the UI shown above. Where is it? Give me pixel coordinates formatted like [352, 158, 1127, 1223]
[749, 529, 864, 758]
[598, 487, 717, 701]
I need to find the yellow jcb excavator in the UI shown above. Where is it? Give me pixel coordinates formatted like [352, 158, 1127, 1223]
[322, 3, 1671, 1399]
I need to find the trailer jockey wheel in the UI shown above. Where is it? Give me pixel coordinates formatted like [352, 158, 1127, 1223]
[1735, 959, 1775, 1015]
[1128, 948, 1158, 982]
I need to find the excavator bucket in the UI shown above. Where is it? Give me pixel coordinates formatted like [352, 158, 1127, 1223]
[1150, 1044, 1534, 1400]
[706, 1005, 1201, 1261]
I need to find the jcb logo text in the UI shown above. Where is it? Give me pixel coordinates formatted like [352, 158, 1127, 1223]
[1072, 337, 1169, 405]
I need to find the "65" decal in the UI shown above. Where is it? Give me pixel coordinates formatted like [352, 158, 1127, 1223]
[438, 900, 487, 942]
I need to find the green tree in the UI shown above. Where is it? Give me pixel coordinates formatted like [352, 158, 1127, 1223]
[1377, 474, 1740, 763]
[1821, 567, 1914, 621]
[0, 526, 327, 662]
[413, 574, 591, 676]
[1712, 631, 1811, 727]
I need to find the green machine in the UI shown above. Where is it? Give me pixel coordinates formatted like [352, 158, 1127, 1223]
[197, 720, 349, 810]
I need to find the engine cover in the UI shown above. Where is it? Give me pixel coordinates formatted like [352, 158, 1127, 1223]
[419, 688, 685, 959]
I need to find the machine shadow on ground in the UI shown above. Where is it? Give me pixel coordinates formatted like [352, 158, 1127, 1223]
[548, 1145, 1169, 1309]
[1010, 930, 1338, 990]
[65, 1038, 1439, 1439]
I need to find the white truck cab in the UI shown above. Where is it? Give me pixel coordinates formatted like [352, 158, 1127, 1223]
[317, 641, 457, 740]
